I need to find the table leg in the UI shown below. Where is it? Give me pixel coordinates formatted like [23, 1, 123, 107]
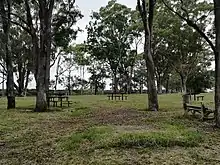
[47, 99, 50, 107]
[60, 98, 62, 107]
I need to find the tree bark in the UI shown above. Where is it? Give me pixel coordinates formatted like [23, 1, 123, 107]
[0, 0, 15, 109]
[138, 0, 159, 111]
[94, 82, 98, 95]
[165, 76, 169, 93]
[157, 75, 163, 94]
[23, 69, 30, 96]
[214, 0, 220, 127]
[180, 74, 187, 94]
[113, 73, 118, 93]
[2, 73, 5, 97]
[17, 60, 26, 96]
[34, 0, 54, 112]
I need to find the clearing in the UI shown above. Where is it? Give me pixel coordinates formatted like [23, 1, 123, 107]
[1, 93, 220, 165]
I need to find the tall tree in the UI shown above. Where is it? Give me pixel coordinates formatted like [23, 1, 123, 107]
[214, 0, 220, 127]
[0, 0, 15, 109]
[161, 0, 220, 127]
[137, 0, 158, 111]
[73, 44, 89, 95]
[10, 0, 82, 111]
[87, 0, 134, 94]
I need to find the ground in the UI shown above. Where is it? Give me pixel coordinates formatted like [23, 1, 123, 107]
[1, 93, 220, 165]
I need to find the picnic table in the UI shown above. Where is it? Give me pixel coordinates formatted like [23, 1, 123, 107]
[187, 93, 205, 101]
[107, 93, 128, 101]
[47, 95, 72, 107]
[196, 95, 204, 101]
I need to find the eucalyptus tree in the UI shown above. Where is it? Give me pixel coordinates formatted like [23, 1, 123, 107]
[11, 26, 32, 96]
[10, 0, 82, 111]
[161, 0, 220, 127]
[187, 69, 214, 93]
[88, 62, 108, 95]
[72, 44, 89, 95]
[0, 0, 15, 109]
[87, 0, 134, 93]
[214, 0, 220, 127]
[132, 53, 147, 94]
[137, 0, 158, 111]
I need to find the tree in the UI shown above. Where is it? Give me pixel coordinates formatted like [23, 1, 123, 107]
[0, 0, 15, 109]
[11, 26, 32, 96]
[88, 61, 109, 95]
[161, 0, 220, 127]
[137, 0, 159, 111]
[187, 69, 214, 93]
[214, 0, 220, 127]
[72, 44, 89, 95]
[10, 0, 82, 111]
[87, 0, 135, 94]
[132, 54, 147, 94]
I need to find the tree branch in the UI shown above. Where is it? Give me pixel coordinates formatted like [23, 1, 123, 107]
[161, 0, 216, 54]
[50, 50, 62, 68]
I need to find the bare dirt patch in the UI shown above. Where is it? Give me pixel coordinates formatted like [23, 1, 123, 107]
[92, 108, 149, 125]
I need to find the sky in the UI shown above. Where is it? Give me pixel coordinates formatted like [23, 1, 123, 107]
[27, 0, 138, 89]
[74, 0, 137, 44]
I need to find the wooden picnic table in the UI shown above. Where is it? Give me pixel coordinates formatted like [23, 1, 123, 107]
[47, 95, 71, 107]
[196, 95, 204, 101]
[107, 93, 128, 101]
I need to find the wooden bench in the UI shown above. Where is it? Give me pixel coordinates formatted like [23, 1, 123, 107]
[183, 103, 215, 121]
[196, 95, 204, 101]
[201, 104, 215, 120]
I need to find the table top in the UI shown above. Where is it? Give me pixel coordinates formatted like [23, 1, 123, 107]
[47, 96, 69, 98]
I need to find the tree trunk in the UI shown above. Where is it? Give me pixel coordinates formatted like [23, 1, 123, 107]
[113, 73, 118, 93]
[157, 75, 163, 94]
[81, 66, 85, 95]
[2, 73, 5, 97]
[145, 31, 158, 111]
[165, 76, 169, 93]
[126, 66, 133, 94]
[180, 74, 187, 94]
[94, 82, 98, 95]
[24, 70, 30, 96]
[214, 0, 220, 127]
[139, 77, 143, 94]
[35, 0, 54, 112]
[67, 71, 71, 95]
[0, 0, 15, 109]
[54, 56, 61, 92]
[17, 62, 25, 96]
[137, 0, 158, 111]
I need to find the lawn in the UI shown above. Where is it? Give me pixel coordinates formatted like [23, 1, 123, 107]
[1, 93, 220, 165]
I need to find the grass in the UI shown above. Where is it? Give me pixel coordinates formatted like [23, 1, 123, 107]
[1, 93, 220, 164]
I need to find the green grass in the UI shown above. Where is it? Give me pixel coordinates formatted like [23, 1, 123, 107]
[1, 93, 220, 164]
